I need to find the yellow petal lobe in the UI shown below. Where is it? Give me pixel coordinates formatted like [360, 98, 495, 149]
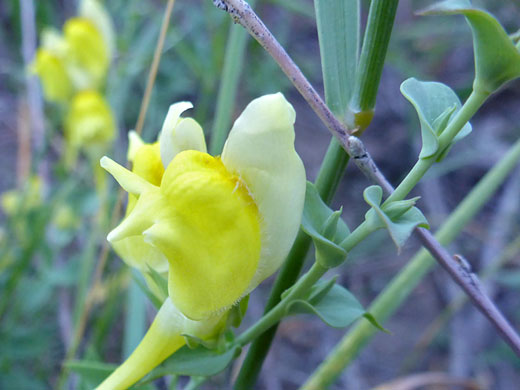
[145, 150, 261, 320]
[106, 140, 169, 275]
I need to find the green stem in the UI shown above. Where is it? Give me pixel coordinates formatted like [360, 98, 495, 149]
[209, 7, 252, 155]
[236, 262, 328, 346]
[234, 139, 348, 389]
[385, 89, 489, 204]
[300, 136, 520, 390]
[235, 221, 371, 347]
[349, 0, 398, 129]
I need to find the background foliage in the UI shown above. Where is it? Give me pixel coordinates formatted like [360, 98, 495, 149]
[1, 0, 520, 389]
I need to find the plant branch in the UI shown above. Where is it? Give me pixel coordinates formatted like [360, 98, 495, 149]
[301, 137, 520, 389]
[214, 0, 520, 359]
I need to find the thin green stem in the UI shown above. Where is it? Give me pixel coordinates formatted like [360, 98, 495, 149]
[385, 89, 489, 203]
[349, 0, 398, 129]
[236, 262, 328, 346]
[300, 136, 520, 390]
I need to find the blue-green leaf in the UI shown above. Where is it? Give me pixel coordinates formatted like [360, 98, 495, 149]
[315, 0, 360, 116]
[422, 0, 520, 93]
[364, 186, 429, 250]
[287, 282, 365, 328]
[301, 182, 350, 268]
[400, 78, 472, 159]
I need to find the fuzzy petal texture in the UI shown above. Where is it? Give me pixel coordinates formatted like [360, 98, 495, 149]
[221, 93, 306, 292]
[147, 150, 261, 320]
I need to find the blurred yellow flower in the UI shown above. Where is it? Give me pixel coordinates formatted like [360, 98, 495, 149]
[64, 17, 109, 88]
[97, 93, 306, 390]
[31, 49, 72, 103]
[31, 0, 114, 97]
[64, 90, 115, 162]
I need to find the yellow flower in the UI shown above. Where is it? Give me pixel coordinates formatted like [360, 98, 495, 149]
[96, 93, 306, 390]
[64, 90, 115, 163]
[31, 0, 114, 95]
[64, 0, 114, 88]
[31, 30, 72, 103]
[64, 17, 109, 88]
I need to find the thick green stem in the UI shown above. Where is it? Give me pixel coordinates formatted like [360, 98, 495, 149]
[300, 136, 520, 390]
[349, 0, 398, 129]
[385, 89, 489, 204]
[315, 139, 351, 204]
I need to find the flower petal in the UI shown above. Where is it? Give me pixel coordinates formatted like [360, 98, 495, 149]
[146, 150, 261, 320]
[96, 299, 186, 390]
[159, 102, 207, 168]
[127, 131, 145, 162]
[100, 156, 156, 196]
[106, 189, 161, 242]
[221, 93, 306, 291]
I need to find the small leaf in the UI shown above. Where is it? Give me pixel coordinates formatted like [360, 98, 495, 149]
[363, 313, 390, 333]
[287, 283, 365, 328]
[308, 276, 338, 303]
[421, 0, 520, 93]
[227, 295, 249, 328]
[382, 197, 420, 221]
[400, 78, 472, 159]
[364, 186, 429, 250]
[182, 334, 218, 350]
[301, 181, 350, 268]
[321, 208, 343, 240]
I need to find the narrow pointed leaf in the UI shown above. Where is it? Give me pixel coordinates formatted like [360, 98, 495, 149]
[364, 186, 429, 250]
[314, 0, 360, 116]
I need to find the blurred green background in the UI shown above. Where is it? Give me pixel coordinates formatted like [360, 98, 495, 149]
[1, 0, 520, 389]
